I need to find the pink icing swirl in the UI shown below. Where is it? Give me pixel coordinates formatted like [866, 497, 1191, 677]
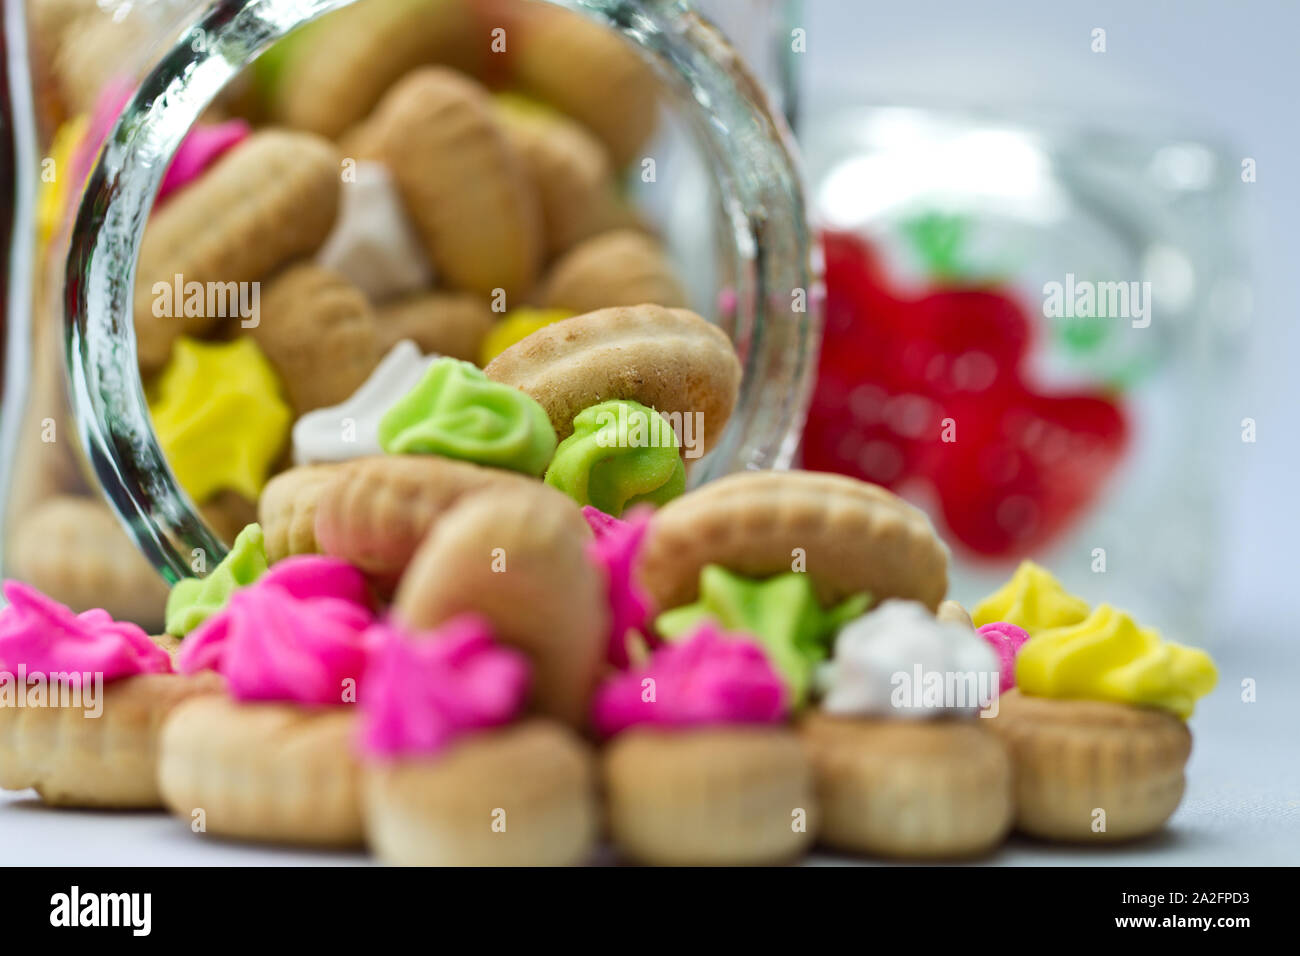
[582, 504, 657, 668]
[977, 621, 1031, 693]
[0, 580, 171, 681]
[592, 623, 788, 738]
[178, 557, 373, 704]
[358, 616, 530, 759]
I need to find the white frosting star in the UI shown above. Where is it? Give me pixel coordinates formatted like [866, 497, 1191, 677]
[292, 340, 436, 465]
[818, 600, 1000, 718]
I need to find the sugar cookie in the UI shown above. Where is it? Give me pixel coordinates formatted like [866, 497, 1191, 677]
[375, 291, 496, 362]
[257, 463, 342, 561]
[541, 230, 687, 314]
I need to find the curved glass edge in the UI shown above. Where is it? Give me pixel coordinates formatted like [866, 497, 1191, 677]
[64, 0, 818, 582]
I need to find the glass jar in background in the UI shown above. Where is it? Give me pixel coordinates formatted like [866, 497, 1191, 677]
[0, 0, 815, 629]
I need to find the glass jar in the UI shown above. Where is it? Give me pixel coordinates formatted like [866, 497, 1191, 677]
[0, 0, 816, 629]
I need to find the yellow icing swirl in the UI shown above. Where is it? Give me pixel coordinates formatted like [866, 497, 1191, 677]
[1016, 604, 1217, 718]
[973, 560, 1089, 635]
[149, 337, 291, 502]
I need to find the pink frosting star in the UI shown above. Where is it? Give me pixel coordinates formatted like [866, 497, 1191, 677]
[977, 621, 1031, 693]
[582, 504, 656, 668]
[592, 623, 788, 738]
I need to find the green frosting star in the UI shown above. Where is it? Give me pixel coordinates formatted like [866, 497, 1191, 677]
[544, 399, 685, 516]
[377, 358, 557, 476]
[656, 564, 871, 706]
[164, 524, 269, 637]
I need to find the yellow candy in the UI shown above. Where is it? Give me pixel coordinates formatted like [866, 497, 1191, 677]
[1016, 604, 1217, 718]
[973, 560, 1089, 635]
[479, 307, 574, 366]
[37, 115, 89, 246]
[149, 337, 291, 502]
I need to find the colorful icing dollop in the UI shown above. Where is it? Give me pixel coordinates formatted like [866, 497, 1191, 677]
[178, 556, 373, 705]
[165, 523, 269, 637]
[817, 600, 1000, 718]
[1015, 604, 1217, 718]
[293, 340, 436, 465]
[544, 400, 685, 517]
[479, 307, 574, 365]
[358, 616, 530, 759]
[972, 560, 1089, 635]
[0, 580, 171, 681]
[149, 337, 291, 502]
[656, 565, 869, 707]
[315, 161, 432, 301]
[377, 357, 557, 475]
[592, 624, 788, 738]
[582, 505, 656, 668]
[977, 621, 1031, 693]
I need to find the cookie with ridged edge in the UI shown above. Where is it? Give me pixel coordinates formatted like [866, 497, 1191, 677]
[986, 689, 1192, 842]
[8, 496, 170, 629]
[133, 130, 341, 371]
[540, 230, 687, 315]
[602, 727, 816, 865]
[638, 470, 948, 614]
[484, 304, 740, 453]
[257, 463, 344, 562]
[361, 67, 541, 301]
[799, 712, 1012, 859]
[363, 720, 598, 866]
[267, 0, 483, 139]
[375, 291, 496, 363]
[246, 265, 381, 415]
[313, 455, 529, 589]
[393, 483, 606, 729]
[157, 695, 364, 847]
[0, 669, 223, 808]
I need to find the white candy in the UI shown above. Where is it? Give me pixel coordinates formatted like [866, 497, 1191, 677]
[314, 161, 432, 302]
[817, 599, 1000, 718]
[292, 340, 436, 465]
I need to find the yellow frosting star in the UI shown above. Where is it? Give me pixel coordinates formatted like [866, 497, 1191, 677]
[1016, 604, 1217, 718]
[37, 115, 89, 246]
[148, 337, 291, 502]
[479, 307, 575, 365]
[972, 560, 1089, 635]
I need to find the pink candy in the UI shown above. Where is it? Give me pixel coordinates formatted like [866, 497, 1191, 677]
[592, 623, 788, 738]
[0, 580, 172, 681]
[358, 616, 530, 760]
[178, 557, 373, 705]
[977, 621, 1031, 693]
[582, 504, 656, 668]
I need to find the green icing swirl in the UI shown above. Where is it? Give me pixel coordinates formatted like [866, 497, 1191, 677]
[377, 358, 557, 476]
[165, 523, 269, 637]
[656, 564, 871, 706]
[544, 400, 685, 516]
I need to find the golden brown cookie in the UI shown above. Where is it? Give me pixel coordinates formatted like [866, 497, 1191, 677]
[799, 712, 1013, 859]
[7, 496, 169, 629]
[638, 470, 949, 613]
[361, 68, 541, 301]
[937, 599, 976, 630]
[507, 3, 659, 166]
[268, 0, 483, 139]
[0, 671, 222, 808]
[313, 455, 526, 587]
[540, 230, 687, 314]
[257, 463, 345, 561]
[133, 130, 341, 371]
[375, 291, 496, 363]
[393, 483, 606, 729]
[247, 264, 382, 414]
[363, 720, 598, 866]
[484, 304, 740, 451]
[602, 727, 816, 865]
[51, 6, 150, 115]
[157, 695, 363, 847]
[987, 689, 1192, 842]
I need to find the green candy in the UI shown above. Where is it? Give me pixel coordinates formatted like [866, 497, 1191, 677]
[377, 358, 557, 476]
[164, 523, 269, 637]
[544, 400, 685, 517]
[656, 564, 871, 706]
